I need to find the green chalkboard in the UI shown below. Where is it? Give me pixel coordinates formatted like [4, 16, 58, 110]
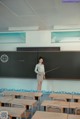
[0, 51, 80, 79]
[0, 52, 37, 78]
[38, 52, 80, 79]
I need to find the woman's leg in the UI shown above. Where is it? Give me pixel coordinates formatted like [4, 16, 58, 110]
[37, 80, 42, 91]
[37, 74, 43, 91]
[39, 80, 42, 90]
[37, 81, 40, 90]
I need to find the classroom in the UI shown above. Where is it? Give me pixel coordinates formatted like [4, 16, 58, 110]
[0, 0, 80, 119]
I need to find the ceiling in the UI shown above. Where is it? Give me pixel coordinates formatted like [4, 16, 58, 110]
[0, 0, 80, 31]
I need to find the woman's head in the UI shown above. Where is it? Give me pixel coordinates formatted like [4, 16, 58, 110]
[38, 57, 44, 64]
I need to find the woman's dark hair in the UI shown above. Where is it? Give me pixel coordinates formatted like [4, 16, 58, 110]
[39, 56, 43, 60]
[38, 56, 44, 64]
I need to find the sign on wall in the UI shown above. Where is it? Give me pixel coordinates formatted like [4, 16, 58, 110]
[51, 31, 80, 43]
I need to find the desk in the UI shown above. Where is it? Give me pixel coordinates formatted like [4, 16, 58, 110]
[33, 92, 42, 100]
[68, 114, 80, 119]
[20, 92, 42, 101]
[0, 97, 14, 106]
[32, 111, 68, 119]
[41, 100, 70, 112]
[0, 107, 26, 119]
[49, 94, 72, 101]
[2, 91, 42, 101]
[70, 102, 80, 109]
[9, 98, 37, 114]
[72, 95, 80, 102]
[9, 98, 36, 107]
[69, 102, 80, 114]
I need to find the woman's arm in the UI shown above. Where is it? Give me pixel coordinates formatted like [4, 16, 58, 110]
[43, 65, 45, 79]
[34, 64, 38, 74]
[44, 65, 45, 75]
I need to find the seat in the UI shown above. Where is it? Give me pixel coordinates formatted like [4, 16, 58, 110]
[24, 95, 35, 100]
[46, 105, 63, 113]
[21, 93, 35, 100]
[78, 99, 80, 102]
[11, 103, 25, 108]
[3, 95, 15, 98]
[53, 98, 67, 102]
[21, 111, 31, 119]
[75, 107, 80, 115]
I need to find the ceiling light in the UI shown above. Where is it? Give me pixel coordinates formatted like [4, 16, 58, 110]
[8, 26, 39, 31]
[53, 25, 80, 30]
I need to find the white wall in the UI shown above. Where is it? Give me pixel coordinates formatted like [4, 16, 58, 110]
[0, 31, 80, 51]
[0, 31, 80, 93]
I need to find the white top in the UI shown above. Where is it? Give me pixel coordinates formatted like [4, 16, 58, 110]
[34, 63, 45, 75]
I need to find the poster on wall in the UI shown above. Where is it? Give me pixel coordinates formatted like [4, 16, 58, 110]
[51, 31, 80, 43]
[0, 32, 26, 43]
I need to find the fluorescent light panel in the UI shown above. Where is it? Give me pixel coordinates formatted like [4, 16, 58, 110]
[8, 26, 39, 31]
[53, 25, 80, 30]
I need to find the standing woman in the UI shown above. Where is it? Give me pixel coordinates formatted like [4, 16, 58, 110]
[34, 57, 45, 91]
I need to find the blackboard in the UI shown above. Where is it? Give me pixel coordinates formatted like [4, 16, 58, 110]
[0, 51, 80, 79]
[0, 52, 37, 78]
[38, 52, 80, 79]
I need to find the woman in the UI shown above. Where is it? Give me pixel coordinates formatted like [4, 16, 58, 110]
[34, 57, 45, 91]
